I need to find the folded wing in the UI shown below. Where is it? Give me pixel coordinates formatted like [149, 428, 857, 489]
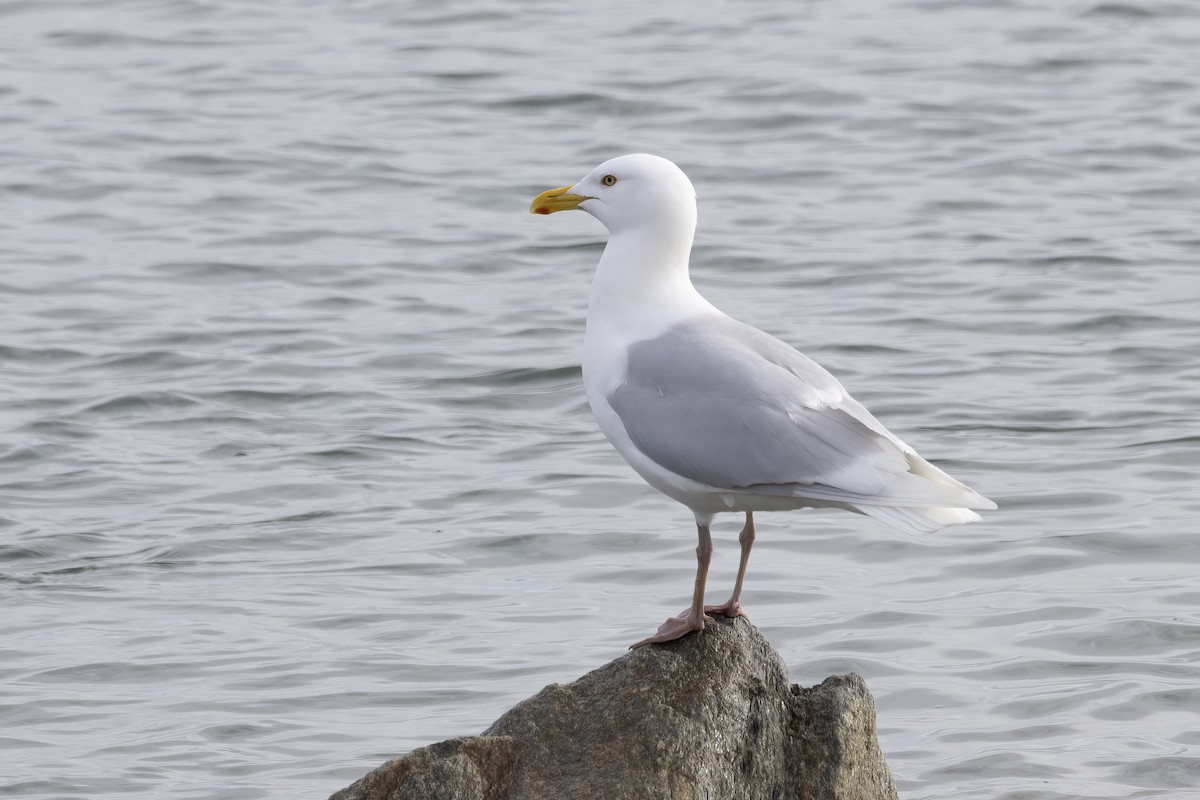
[607, 315, 995, 517]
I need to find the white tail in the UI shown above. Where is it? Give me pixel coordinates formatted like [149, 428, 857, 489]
[860, 503, 983, 535]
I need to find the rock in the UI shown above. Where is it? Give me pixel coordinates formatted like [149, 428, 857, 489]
[328, 616, 898, 800]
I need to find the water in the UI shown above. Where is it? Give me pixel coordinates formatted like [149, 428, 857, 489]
[2, 1, 1198, 798]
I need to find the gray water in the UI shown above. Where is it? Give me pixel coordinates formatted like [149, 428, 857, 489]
[2, 1, 1198, 798]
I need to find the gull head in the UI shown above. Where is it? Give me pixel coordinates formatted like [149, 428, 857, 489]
[530, 153, 697, 236]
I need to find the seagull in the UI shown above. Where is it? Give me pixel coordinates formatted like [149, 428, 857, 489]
[530, 154, 995, 648]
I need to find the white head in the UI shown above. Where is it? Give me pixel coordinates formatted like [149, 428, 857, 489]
[530, 154, 697, 237]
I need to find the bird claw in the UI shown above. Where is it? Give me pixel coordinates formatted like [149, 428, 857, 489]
[703, 601, 747, 619]
[629, 610, 712, 648]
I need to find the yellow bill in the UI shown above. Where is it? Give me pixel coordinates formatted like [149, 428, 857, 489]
[530, 185, 592, 215]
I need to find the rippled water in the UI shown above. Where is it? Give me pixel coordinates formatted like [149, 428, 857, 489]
[2, 2, 1199, 798]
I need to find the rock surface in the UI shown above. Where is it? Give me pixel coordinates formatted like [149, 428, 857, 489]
[328, 616, 899, 800]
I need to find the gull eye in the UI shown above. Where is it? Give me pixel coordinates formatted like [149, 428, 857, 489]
[601, 174, 617, 187]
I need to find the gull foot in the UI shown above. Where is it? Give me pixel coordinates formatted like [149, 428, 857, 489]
[703, 601, 747, 619]
[630, 611, 712, 649]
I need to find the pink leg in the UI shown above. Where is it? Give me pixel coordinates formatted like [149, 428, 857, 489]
[631, 521, 714, 648]
[705, 512, 755, 619]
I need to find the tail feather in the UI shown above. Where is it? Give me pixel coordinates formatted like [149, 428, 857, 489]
[859, 504, 983, 535]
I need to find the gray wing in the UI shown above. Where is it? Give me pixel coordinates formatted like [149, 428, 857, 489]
[608, 315, 973, 507]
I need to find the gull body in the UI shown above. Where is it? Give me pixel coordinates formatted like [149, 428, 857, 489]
[531, 154, 995, 646]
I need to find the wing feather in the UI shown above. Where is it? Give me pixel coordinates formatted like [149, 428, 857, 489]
[607, 315, 994, 510]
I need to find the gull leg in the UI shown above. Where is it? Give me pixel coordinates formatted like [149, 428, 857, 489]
[631, 521, 714, 648]
[705, 512, 755, 618]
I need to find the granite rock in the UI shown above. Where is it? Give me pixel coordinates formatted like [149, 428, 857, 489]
[329, 616, 898, 800]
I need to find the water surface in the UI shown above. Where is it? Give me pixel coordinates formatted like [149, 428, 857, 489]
[2, 2, 1199, 798]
